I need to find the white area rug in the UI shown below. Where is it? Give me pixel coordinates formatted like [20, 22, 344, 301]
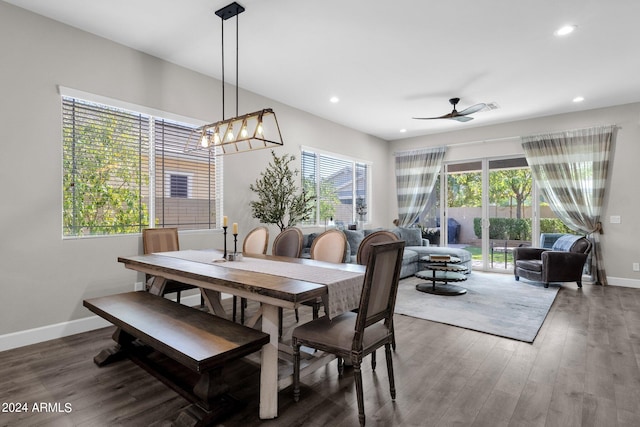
[394, 272, 560, 342]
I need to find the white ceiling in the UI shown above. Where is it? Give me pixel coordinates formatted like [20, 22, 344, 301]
[6, 0, 640, 141]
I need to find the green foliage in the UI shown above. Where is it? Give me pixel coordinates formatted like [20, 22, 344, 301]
[473, 217, 571, 240]
[540, 218, 573, 234]
[302, 175, 340, 222]
[250, 151, 315, 231]
[63, 111, 149, 236]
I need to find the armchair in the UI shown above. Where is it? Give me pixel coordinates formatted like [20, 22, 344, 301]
[513, 234, 592, 288]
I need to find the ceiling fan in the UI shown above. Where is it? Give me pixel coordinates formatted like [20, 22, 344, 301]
[413, 97, 487, 122]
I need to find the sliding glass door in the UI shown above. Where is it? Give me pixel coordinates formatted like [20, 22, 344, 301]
[433, 156, 535, 272]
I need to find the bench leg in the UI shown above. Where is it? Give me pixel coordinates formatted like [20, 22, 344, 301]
[93, 328, 136, 367]
[193, 367, 229, 407]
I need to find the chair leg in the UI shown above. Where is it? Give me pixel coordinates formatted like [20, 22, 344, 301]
[295, 308, 299, 323]
[544, 282, 549, 288]
[390, 318, 396, 351]
[293, 340, 301, 403]
[353, 359, 365, 427]
[577, 280, 582, 288]
[176, 291, 181, 304]
[371, 350, 376, 370]
[337, 357, 344, 376]
[241, 297, 246, 324]
[385, 343, 396, 400]
[278, 308, 283, 338]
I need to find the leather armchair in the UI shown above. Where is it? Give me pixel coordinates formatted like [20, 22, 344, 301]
[514, 234, 592, 288]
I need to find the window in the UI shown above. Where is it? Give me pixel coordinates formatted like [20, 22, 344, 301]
[166, 173, 191, 198]
[301, 148, 370, 226]
[62, 96, 221, 237]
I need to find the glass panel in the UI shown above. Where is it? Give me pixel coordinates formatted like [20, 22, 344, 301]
[488, 158, 532, 270]
[446, 161, 482, 267]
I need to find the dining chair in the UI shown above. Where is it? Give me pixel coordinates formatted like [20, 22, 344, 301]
[272, 227, 303, 258]
[142, 227, 198, 304]
[272, 227, 304, 335]
[233, 226, 270, 323]
[292, 240, 405, 427]
[356, 230, 400, 351]
[304, 229, 348, 319]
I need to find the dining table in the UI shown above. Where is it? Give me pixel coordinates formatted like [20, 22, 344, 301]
[118, 249, 365, 419]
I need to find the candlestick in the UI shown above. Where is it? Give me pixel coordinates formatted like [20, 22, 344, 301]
[223, 215, 228, 227]
[222, 226, 228, 258]
[233, 233, 238, 256]
[232, 222, 238, 235]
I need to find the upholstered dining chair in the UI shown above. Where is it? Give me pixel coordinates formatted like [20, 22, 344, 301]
[292, 240, 405, 427]
[272, 227, 304, 335]
[234, 226, 270, 323]
[272, 227, 303, 258]
[356, 230, 399, 265]
[356, 230, 400, 351]
[304, 229, 348, 319]
[142, 227, 197, 304]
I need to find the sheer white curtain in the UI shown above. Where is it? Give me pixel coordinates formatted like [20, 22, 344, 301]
[395, 147, 446, 227]
[521, 125, 615, 285]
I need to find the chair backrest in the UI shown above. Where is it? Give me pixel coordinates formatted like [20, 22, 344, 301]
[272, 227, 303, 258]
[353, 240, 405, 351]
[356, 230, 399, 265]
[310, 229, 348, 264]
[142, 228, 179, 254]
[242, 226, 269, 255]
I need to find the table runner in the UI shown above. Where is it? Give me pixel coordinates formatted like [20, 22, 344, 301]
[156, 250, 364, 318]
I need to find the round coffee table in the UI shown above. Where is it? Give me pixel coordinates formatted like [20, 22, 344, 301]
[415, 255, 468, 296]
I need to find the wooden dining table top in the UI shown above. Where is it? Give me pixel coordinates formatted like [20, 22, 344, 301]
[118, 251, 365, 307]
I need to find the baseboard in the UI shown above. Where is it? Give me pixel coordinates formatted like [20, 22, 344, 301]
[606, 276, 640, 288]
[0, 293, 212, 353]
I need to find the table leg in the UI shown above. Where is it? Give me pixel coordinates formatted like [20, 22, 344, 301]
[200, 289, 226, 317]
[259, 303, 279, 419]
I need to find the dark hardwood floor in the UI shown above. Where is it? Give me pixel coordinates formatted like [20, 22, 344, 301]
[2, 277, 640, 426]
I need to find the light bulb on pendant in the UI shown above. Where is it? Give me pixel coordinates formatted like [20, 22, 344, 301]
[256, 120, 263, 135]
[200, 133, 210, 148]
[240, 122, 248, 139]
[213, 132, 221, 145]
[226, 123, 234, 142]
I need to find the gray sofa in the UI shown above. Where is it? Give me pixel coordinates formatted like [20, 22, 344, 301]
[301, 227, 472, 279]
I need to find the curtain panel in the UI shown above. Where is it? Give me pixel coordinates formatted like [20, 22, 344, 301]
[521, 125, 615, 285]
[395, 147, 446, 227]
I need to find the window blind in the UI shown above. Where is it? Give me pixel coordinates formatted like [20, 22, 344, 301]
[62, 96, 221, 237]
[301, 148, 370, 226]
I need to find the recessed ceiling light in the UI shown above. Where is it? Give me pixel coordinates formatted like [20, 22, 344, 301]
[555, 25, 577, 36]
[329, 96, 339, 103]
[572, 96, 585, 103]
[399, 129, 407, 133]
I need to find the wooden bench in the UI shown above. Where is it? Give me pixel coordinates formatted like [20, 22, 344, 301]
[83, 291, 269, 426]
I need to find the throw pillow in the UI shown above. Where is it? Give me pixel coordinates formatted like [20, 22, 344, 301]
[343, 229, 365, 255]
[392, 227, 422, 246]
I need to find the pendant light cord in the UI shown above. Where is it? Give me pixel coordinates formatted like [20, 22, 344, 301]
[221, 18, 225, 120]
[236, 13, 239, 117]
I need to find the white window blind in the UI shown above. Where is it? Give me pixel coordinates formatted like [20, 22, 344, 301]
[301, 148, 370, 226]
[62, 96, 221, 237]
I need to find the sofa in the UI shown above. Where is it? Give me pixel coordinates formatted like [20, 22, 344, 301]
[301, 227, 473, 279]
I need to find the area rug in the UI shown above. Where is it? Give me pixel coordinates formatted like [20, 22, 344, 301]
[394, 272, 560, 342]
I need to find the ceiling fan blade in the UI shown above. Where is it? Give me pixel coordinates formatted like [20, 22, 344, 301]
[451, 115, 474, 122]
[412, 112, 456, 120]
[457, 103, 487, 116]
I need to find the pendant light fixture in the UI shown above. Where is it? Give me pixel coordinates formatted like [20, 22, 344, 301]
[186, 2, 283, 155]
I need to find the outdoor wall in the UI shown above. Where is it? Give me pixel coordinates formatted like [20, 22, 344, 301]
[0, 2, 391, 347]
[390, 103, 640, 286]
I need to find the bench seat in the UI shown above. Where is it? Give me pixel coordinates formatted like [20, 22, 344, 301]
[84, 291, 269, 425]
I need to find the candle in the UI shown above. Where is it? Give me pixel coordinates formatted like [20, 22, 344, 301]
[223, 216, 228, 227]
[232, 223, 238, 234]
